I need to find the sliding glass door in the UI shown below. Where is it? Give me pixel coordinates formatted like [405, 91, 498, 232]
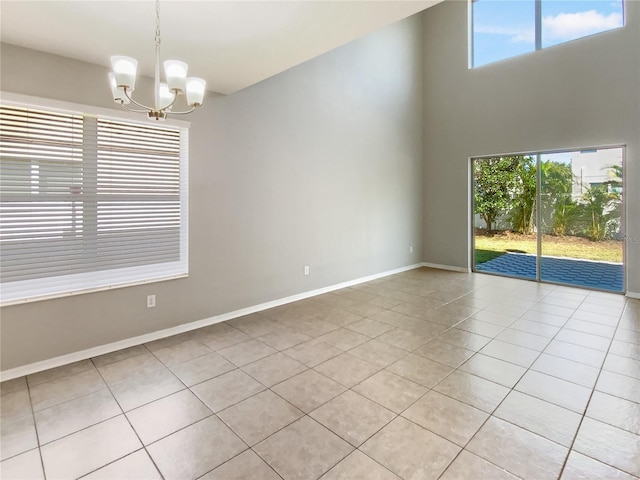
[473, 155, 537, 281]
[539, 149, 624, 291]
[473, 147, 624, 293]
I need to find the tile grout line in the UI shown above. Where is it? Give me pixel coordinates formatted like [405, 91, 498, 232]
[399, 283, 556, 479]
[23, 376, 47, 479]
[4, 272, 636, 479]
[347, 288, 530, 478]
[201, 447, 285, 480]
[90, 352, 171, 480]
[364, 279, 567, 478]
[212, 288, 474, 480]
[556, 301, 630, 479]
[430, 293, 586, 480]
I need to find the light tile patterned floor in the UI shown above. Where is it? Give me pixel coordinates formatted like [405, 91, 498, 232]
[1, 268, 639, 479]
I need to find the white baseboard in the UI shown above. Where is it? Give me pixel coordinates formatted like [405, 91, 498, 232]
[627, 291, 640, 299]
[0, 263, 423, 381]
[421, 262, 469, 273]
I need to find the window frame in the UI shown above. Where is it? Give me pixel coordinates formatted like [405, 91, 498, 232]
[469, 0, 625, 68]
[0, 92, 190, 306]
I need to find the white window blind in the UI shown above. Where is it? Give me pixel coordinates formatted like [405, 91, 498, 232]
[0, 103, 189, 305]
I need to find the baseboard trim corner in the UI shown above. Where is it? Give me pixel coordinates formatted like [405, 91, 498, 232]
[626, 291, 640, 299]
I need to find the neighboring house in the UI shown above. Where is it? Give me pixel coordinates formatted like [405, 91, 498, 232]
[571, 149, 624, 200]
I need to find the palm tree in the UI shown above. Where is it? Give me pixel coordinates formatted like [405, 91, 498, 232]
[540, 160, 577, 236]
[578, 166, 621, 242]
[509, 157, 536, 234]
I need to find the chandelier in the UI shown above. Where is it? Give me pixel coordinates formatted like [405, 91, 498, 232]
[108, 0, 206, 120]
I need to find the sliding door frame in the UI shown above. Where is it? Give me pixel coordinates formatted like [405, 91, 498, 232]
[470, 145, 626, 293]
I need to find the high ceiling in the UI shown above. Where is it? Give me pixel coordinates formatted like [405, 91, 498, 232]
[0, 1, 442, 95]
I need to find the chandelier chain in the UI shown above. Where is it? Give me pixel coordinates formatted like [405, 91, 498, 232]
[155, 0, 161, 48]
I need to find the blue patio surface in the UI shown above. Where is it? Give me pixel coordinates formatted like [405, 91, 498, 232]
[476, 252, 624, 292]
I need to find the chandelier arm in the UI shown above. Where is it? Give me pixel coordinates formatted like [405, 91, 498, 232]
[118, 102, 152, 114]
[162, 105, 197, 115]
[123, 87, 156, 112]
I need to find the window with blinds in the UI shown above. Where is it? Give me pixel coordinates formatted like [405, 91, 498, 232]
[0, 103, 189, 305]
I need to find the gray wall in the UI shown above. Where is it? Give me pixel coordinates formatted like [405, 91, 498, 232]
[422, 0, 640, 293]
[0, 15, 424, 370]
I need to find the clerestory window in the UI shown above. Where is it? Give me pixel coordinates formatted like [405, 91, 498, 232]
[471, 0, 624, 68]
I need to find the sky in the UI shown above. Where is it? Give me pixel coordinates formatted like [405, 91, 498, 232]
[473, 0, 624, 67]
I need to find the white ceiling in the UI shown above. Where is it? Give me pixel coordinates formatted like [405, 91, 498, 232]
[0, 0, 442, 95]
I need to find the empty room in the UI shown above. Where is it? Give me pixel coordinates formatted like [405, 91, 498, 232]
[1, 0, 638, 479]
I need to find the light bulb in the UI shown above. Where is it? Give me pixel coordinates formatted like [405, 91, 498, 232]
[108, 72, 130, 104]
[185, 77, 206, 106]
[164, 60, 188, 93]
[110, 56, 138, 90]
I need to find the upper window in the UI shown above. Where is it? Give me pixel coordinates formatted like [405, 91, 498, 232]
[471, 0, 624, 68]
[0, 100, 189, 305]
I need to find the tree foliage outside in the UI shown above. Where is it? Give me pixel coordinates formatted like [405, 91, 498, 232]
[540, 160, 576, 236]
[474, 157, 622, 242]
[573, 166, 622, 241]
[509, 157, 536, 235]
[473, 156, 522, 232]
[575, 185, 618, 241]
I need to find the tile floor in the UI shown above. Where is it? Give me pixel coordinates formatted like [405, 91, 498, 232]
[1, 267, 639, 480]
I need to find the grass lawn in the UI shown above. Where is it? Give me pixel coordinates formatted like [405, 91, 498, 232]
[475, 231, 623, 264]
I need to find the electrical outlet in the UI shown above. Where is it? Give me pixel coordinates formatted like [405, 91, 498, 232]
[147, 294, 156, 308]
[410, 246, 414, 253]
[304, 266, 310, 275]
